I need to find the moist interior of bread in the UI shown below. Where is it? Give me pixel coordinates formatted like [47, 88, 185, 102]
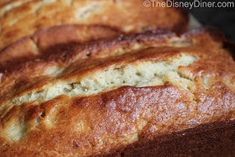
[8, 53, 197, 109]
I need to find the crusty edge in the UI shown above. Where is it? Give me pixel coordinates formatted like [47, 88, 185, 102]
[104, 120, 235, 157]
[0, 24, 121, 70]
[0, 29, 176, 72]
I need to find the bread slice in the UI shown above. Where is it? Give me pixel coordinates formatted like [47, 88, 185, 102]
[0, 28, 234, 156]
[0, 0, 188, 50]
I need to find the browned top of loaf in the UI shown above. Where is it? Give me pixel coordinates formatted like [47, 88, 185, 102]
[0, 0, 188, 50]
[0, 24, 121, 71]
[0, 28, 234, 157]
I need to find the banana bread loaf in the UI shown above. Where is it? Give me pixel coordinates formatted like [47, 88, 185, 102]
[0, 28, 234, 156]
[0, 0, 188, 50]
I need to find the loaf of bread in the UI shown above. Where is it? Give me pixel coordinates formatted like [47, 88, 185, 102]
[0, 28, 234, 156]
[0, 0, 188, 50]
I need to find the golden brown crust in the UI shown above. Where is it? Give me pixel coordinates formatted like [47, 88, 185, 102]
[0, 0, 188, 50]
[0, 24, 120, 70]
[0, 29, 234, 157]
[0, 27, 227, 71]
[0, 85, 234, 157]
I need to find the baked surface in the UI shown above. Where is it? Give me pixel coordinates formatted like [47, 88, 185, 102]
[0, 0, 188, 50]
[0, 28, 234, 156]
[0, 24, 120, 71]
